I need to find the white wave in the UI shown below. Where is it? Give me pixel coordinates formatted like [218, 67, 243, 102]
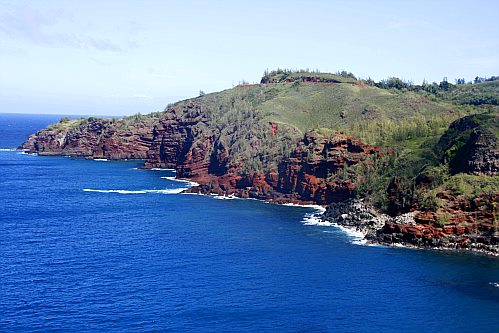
[145, 188, 185, 194]
[302, 213, 334, 226]
[490, 282, 499, 288]
[83, 188, 188, 195]
[149, 168, 175, 171]
[161, 176, 199, 187]
[300, 209, 368, 245]
[83, 189, 147, 194]
[93, 158, 108, 162]
[212, 194, 238, 200]
[332, 224, 366, 241]
[0, 148, 17, 151]
[282, 203, 326, 213]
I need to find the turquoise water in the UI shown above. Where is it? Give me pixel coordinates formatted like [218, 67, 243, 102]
[0, 113, 498, 332]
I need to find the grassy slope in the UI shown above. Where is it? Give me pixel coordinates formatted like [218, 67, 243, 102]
[445, 80, 499, 106]
[257, 82, 456, 140]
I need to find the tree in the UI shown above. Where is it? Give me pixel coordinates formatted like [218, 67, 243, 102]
[439, 77, 450, 90]
[474, 76, 485, 84]
[199, 90, 205, 97]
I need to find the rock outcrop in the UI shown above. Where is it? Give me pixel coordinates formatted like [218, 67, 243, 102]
[144, 103, 210, 169]
[322, 200, 390, 238]
[438, 113, 499, 176]
[322, 196, 499, 256]
[20, 117, 154, 160]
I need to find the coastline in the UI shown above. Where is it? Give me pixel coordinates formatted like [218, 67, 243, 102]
[179, 178, 499, 257]
[13, 151, 499, 258]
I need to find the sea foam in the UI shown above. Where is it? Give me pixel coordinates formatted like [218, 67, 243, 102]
[203, 193, 239, 200]
[161, 176, 199, 187]
[295, 205, 368, 245]
[83, 189, 147, 194]
[149, 168, 175, 171]
[83, 188, 188, 195]
[145, 188, 186, 194]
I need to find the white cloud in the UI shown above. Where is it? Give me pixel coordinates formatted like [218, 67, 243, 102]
[0, 5, 124, 52]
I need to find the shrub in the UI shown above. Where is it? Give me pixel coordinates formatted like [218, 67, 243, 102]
[437, 212, 452, 226]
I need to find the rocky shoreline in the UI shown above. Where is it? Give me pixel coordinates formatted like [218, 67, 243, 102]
[18, 145, 499, 258]
[18, 100, 498, 259]
[321, 199, 499, 257]
[182, 182, 499, 257]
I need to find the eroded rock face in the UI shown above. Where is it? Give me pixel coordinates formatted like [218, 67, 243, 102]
[322, 196, 499, 256]
[22, 109, 382, 205]
[184, 132, 382, 205]
[143, 104, 209, 169]
[452, 128, 498, 176]
[274, 133, 381, 204]
[20, 118, 154, 160]
[377, 193, 498, 255]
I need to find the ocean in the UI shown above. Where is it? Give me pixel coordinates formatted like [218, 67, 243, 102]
[0, 113, 498, 332]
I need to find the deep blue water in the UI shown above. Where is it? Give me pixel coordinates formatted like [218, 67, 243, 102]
[0, 113, 498, 332]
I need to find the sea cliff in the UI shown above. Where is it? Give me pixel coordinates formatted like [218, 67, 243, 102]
[20, 70, 499, 256]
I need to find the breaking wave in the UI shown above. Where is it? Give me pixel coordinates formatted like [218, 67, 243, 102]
[296, 205, 368, 245]
[161, 176, 199, 187]
[83, 189, 147, 194]
[146, 188, 186, 194]
[149, 168, 175, 171]
[211, 194, 238, 200]
[83, 188, 187, 194]
[282, 203, 326, 213]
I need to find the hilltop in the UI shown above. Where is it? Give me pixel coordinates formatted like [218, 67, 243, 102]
[20, 69, 499, 255]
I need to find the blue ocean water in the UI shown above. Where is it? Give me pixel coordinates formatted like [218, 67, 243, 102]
[0, 113, 498, 333]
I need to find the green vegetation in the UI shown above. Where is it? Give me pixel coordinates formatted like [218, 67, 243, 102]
[261, 68, 358, 84]
[47, 118, 84, 131]
[438, 212, 452, 227]
[444, 173, 499, 198]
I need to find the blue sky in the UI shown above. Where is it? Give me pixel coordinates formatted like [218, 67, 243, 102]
[0, 0, 498, 116]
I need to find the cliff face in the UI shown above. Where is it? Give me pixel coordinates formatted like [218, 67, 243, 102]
[185, 132, 382, 205]
[20, 107, 382, 205]
[144, 103, 211, 169]
[21, 117, 154, 160]
[274, 132, 380, 203]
